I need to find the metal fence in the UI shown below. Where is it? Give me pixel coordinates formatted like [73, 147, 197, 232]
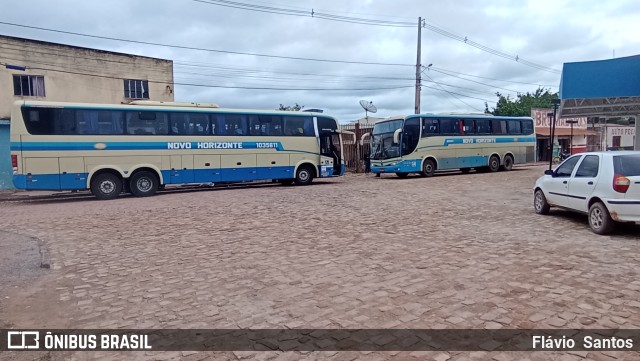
[339, 123, 374, 173]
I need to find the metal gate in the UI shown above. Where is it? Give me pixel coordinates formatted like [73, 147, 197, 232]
[339, 123, 373, 173]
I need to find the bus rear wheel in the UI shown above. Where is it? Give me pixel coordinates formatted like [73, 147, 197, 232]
[91, 173, 122, 200]
[502, 155, 514, 171]
[489, 155, 500, 172]
[295, 165, 314, 186]
[420, 159, 435, 177]
[129, 171, 159, 197]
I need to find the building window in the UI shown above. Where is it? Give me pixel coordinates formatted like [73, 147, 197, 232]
[13, 75, 46, 97]
[124, 79, 149, 99]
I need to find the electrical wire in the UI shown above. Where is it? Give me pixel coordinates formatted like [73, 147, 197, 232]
[0, 21, 413, 67]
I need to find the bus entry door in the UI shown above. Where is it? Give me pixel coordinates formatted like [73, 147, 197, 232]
[320, 132, 342, 176]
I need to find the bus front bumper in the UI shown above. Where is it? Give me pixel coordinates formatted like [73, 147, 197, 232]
[371, 159, 421, 174]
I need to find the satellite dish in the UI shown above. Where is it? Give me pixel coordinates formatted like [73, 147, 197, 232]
[359, 100, 377, 113]
[359, 100, 377, 124]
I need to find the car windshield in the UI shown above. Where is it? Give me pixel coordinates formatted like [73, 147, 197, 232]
[370, 120, 403, 160]
[613, 155, 640, 176]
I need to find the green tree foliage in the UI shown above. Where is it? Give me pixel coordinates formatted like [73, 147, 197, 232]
[278, 103, 304, 111]
[485, 87, 559, 116]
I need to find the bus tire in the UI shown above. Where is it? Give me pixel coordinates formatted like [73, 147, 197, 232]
[502, 155, 514, 171]
[129, 171, 159, 197]
[396, 172, 409, 178]
[90, 173, 122, 200]
[489, 155, 500, 172]
[295, 165, 314, 186]
[420, 159, 435, 177]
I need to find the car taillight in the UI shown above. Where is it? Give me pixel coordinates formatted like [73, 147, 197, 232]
[613, 174, 630, 193]
[11, 154, 17, 168]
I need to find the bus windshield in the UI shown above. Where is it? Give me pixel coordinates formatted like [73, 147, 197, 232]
[371, 120, 403, 160]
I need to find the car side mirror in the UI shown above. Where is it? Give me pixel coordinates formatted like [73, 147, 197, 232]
[544, 169, 554, 176]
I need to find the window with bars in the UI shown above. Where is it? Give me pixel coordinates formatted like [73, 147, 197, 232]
[123, 79, 149, 99]
[13, 75, 46, 97]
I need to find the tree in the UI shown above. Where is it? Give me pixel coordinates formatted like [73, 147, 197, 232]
[485, 87, 559, 116]
[278, 103, 304, 111]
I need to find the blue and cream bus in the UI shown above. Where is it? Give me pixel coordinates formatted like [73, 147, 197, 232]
[370, 113, 535, 177]
[10, 100, 346, 199]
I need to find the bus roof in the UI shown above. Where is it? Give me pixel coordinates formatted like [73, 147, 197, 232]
[408, 113, 533, 120]
[13, 100, 335, 119]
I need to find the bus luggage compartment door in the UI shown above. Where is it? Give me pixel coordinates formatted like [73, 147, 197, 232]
[24, 157, 60, 190]
[194, 155, 221, 183]
[257, 154, 291, 180]
[221, 154, 257, 182]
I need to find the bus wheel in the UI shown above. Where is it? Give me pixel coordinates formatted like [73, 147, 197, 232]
[129, 171, 159, 197]
[295, 165, 314, 186]
[420, 159, 435, 177]
[460, 168, 471, 174]
[396, 172, 409, 178]
[91, 173, 122, 200]
[489, 155, 500, 172]
[502, 155, 514, 171]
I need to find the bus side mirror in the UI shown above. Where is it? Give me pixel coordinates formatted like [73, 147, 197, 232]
[393, 129, 402, 144]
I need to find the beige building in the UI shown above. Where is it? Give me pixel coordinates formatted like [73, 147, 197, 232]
[0, 35, 174, 120]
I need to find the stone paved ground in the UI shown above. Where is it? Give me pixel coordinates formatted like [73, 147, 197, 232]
[0, 164, 639, 361]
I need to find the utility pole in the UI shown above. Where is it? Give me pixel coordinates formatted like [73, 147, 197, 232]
[415, 17, 422, 114]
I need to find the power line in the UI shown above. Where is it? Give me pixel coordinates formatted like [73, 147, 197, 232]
[17, 63, 414, 91]
[423, 74, 486, 111]
[0, 21, 413, 67]
[191, 0, 561, 73]
[192, 0, 415, 27]
[430, 66, 558, 88]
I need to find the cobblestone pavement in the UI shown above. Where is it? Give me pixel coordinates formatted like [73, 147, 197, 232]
[1, 164, 639, 361]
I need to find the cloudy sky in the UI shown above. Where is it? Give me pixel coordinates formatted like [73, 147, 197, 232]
[1, 0, 639, 122]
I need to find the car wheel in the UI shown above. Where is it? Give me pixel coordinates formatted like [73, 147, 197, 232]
[534, 189, 550, 215]
[588, 202, 615, 235]
[420, 159, 435, 177]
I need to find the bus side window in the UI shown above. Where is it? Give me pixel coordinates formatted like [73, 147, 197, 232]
[522, 119, 534, 135]
[475, 119, 491, 134]
[421, 118, 438, 137]
[491, 119, 507, 135]
[439, 118, 459, 135]
[507, 120, 522, 135]
[284, 116, 313, 136]
[462, 119, 474, 134]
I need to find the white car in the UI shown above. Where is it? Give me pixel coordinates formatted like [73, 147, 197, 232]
[533, 151, 640, 234]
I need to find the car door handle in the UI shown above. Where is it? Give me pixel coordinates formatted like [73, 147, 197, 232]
[237, 162, 242, 165]
[271, 161, 276, 164]
[563, 181, 567, 184]
[588, 181, 593, 185]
